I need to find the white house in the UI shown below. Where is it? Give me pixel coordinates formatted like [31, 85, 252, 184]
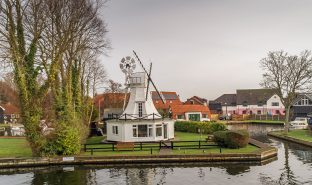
[106, 70, 174, 142]
[214, 89, 285, 115]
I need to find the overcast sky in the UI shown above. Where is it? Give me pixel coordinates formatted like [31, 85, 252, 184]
[100, 0, 312, 101]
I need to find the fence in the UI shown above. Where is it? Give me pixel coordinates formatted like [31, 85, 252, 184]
[83, 140, 221, 155]
[232, 114, 285, 121]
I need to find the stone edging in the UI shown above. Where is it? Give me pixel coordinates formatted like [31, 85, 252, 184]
[0, 140, 277, 169]
[268, 132, 312, 148]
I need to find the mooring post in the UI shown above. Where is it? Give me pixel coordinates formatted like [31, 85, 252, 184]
[140, 142, 143, 150]
[219, 147, 222, 153]
[150, 148, 153, 155]
[112, 143, 115, 151]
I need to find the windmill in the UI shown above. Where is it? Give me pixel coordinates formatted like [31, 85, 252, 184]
[132, 50, 166, 104]
[120, 56, 136, 110]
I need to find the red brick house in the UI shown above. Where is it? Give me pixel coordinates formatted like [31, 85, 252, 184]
[152, 92, 211, 121]
[94, 93, 129, 120]
[185, 96, 208, 106]
[171, 104, 211, 121]
[151, 91, 183, 115]
[0, 103, 20, 124]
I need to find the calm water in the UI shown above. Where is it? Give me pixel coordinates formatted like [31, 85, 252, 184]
[0, 137, 312, 185]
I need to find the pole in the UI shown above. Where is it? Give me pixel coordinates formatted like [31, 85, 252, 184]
[98, 99, 101, 122]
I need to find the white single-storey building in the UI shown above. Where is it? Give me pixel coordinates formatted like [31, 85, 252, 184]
[107, 68, 174, 142]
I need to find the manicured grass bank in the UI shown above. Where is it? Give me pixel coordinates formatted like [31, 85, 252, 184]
[271, 130, 312, 143]
[0, 138, 32, 157]
[83, 132, 259, 156]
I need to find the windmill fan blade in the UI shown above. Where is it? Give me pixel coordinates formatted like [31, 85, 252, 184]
[146, 63, 152, 101]
[133, 50, 166, 104]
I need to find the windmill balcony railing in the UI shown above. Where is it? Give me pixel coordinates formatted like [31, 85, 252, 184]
[118, 113, 162, 121]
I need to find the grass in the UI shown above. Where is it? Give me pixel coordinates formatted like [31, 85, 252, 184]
[174, 131, 205, 141]
[83, 131, 259, 156]
[220, 120, 284, 124]
[275, 129, 312, 143]
[0, 138, 32, 157]
[172, 144, 258, 155]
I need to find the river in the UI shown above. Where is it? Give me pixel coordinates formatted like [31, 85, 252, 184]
[0, 136, 311, 185]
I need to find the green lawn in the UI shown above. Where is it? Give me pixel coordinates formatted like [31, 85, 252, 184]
[172, 144, 258, 155]
[84, 131, 259, 156]
[0, 138, 32, 157]
[174, 131, 205, 141]
[276, 129, 312, 142]
[221, 120, 284, 124]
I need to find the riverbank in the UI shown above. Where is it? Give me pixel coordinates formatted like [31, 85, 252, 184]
[268, 130, 312, 148]
[0, 142, 276, 168]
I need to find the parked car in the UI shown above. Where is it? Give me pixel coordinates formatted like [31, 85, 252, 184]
[308, 118, 312, 131]
[219, 115, 231, 120]
[290, 117, 309, 130]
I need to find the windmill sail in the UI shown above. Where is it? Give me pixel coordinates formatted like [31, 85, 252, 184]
[133, 50, 166, 104]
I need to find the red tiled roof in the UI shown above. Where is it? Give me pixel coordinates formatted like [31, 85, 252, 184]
[152, 91, 182, 110]
[0, 103, 20, 114]
[171, 104, 210, 114]
[185, 96, 208, 105]
[94, 93, 129, 109]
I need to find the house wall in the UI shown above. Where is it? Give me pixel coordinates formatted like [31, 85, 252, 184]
[266, 94, 285, 115]
[107, 120, 174, 142]
[221, 106, 237, 115]
[227, 94, 285, 116]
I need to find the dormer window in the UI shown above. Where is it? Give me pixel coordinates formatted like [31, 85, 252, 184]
[190, 100, 194, 104]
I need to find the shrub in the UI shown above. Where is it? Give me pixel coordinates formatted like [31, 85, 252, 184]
[213, 130, 249, 148]
[174, 121, 226, 134]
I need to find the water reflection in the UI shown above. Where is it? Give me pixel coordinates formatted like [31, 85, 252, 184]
[0, 137, 312, 185]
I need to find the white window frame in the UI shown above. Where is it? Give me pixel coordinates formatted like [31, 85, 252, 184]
[156, 124, 162, 137]
[138, 102, 143, 117]
[112, 125, 118, 135]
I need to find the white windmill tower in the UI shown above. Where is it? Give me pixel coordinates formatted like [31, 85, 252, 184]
[106, 51, 174, 142]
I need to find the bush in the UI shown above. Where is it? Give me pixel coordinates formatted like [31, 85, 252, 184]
[213, 130, 249, 148]
[174, 121, 226, 134]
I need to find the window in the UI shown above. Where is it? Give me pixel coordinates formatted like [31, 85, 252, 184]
[177, 115, 184, 119]
[243, 101, 248, 107]
[190, 100, 194, 104]
[276, 110, 280, 115]
[202, 114, 207, 118]
[272, 102, 279, 106]
[156, 124, 162, 137]
[112, 126, 118, 135]
[242, 110, 247, 114]
[138, 125, 148, 137]
[301, 98, 309, 105]
[257, 110, 261, 115]
[138, 102, 143, 117]
[148, 125, 153, 137]
[133, 125, 137, 137]
[130, 77, 141, 84]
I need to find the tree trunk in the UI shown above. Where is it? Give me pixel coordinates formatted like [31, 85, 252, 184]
[284, 105, 291, 133]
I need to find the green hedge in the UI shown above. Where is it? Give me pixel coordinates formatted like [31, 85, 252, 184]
[174, 121, 226, 134]
[213, 130, 249, 149]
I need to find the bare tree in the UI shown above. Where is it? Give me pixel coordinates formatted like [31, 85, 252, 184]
[105, 79, 124, 93]
[85, 59, 107, 123]
[260, 50, 312, 132]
